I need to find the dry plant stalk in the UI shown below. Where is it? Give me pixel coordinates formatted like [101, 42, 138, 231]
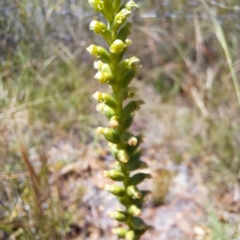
[87, 1, 151, 239]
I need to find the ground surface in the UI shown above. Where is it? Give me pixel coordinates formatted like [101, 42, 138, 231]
[44, 84, 240, 240]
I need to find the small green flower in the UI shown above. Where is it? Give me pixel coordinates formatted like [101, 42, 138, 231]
[96, 103, 115, 118]
[94, 71, 112, 84]
[127, 185, 142, 199]
[101, 128, 120, 143]
[93, 63, 113, 84]
[93, 91, 117, 108]
[88, 0, 103, 11]
[93, 60, 104, 70]
[121, 56, 140, 69]
[115, 8, 131, 24]
[125, 0, 139, 10]
[125, 38, 132, 47]
[86, 45, 110, 62]
[89, 20, 107, 34]
[110, 39, 126, 54]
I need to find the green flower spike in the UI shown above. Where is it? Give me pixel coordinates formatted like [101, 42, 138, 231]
[87, 1, 151, 239]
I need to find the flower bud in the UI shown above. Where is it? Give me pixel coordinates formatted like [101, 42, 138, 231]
[125, 230, 135, 240]
[117, 149, 130, 163]
[130, 173, 152, 185]
[102, 93, 117, 108]
[109, 211, 127, 221]
[86, 45, 110, 63]
[121, 132, 138, 146]
[105, 184, 125, 197]
[128, 137, 138, 146]
[117, 22, 132, 41]
[126, 134, 144, 153]
[127, 185, 142, 199]
[125, 39, 132, 47]
[95, 127, 104, 135]
[110, 39, 126, 54]
[86, 44, 98, 56]
[96, 103, 106, 112]
[96, 103, 115, 118]
[88, 0, 103, 11]
[112, 228, 127, 238]
[93, 91, 117, 108]
[102, 128, 120, 143]
[128, 205, 141, 216]
[109, 115, 120, 128]
[109, 143, 118, 159]
[103, 170, 125, 181]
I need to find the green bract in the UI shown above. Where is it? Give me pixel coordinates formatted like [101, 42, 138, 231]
[87, 1, 151, 239]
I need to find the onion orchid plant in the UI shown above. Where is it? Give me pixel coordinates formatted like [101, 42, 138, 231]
[87, 1, 151, 239]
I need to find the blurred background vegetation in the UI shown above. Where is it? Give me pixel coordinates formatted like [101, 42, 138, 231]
[1, 0, 240, 239]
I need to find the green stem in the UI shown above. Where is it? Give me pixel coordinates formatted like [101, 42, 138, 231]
[111, 50, 135, 234]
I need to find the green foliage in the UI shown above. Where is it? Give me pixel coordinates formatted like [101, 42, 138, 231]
[87, 1, 151, 239]
[0, 143, 74, 240]
[207, 208, 227, 240]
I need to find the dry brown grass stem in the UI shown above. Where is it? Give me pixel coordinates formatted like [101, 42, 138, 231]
[19, 143, 44, 217]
